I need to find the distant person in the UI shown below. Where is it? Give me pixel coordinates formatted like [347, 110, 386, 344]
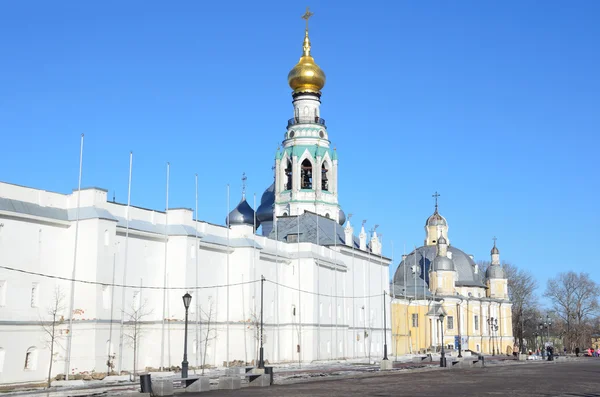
[575, 347, 580, 357]
[563, 347, 567, 355]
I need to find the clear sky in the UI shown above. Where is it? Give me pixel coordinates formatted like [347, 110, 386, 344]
[1, 1, 598, 299]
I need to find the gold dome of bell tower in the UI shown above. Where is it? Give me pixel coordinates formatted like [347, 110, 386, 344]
[287, 7, 326, 94]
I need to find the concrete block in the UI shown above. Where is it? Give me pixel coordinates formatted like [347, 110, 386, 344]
[380, 359, 393, 370]
[152, 379, 174, 396]
[249, 374, 271, 387]
[518, 353, 527, 361]
[185, 376, 210, 393]
[225, 368, 241, 376]
[218, 376, 241, 390]
[250, 368, 265, 375]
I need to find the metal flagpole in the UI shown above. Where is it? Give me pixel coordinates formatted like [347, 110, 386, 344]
[194, 173, 200, 370]
[414, 246, 418, 352]
[275, 207, 280, 362]
[334, 218, 338, 359]
[160, 162, 170, 370]
[65, 133, 84, 380]
[107, 242, 118, 375]
[226, 184, 230, 368]
[297, 210, 302, 367]
[118, 151, 133, 374]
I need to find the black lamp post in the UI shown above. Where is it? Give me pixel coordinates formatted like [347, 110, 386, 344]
[383, 290, 388, 360]
[182, 292, 192, 378]
[493, 318, 500, 356]
[258, 276, 265, 368]
[533, 331, 539, 354]
[488, 318, 495, 356]
[439, 313, 446, 367]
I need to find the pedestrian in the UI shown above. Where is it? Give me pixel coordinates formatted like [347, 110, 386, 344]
[563, 347, 567, 356]
[575, 347, 580, 357]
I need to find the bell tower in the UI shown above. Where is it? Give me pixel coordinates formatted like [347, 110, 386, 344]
[274, 8, 341, 222]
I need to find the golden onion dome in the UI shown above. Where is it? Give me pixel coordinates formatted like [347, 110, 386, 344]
[287, 30, 326, 94]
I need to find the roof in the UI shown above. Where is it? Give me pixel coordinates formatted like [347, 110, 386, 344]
[269, 212, 360, 248]
[393, 245, 486, 289]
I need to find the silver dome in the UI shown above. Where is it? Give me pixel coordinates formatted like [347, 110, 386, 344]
[438, 234, 447, 245]
[256, 183, 275, 223]
[486, 264, 505, 279]
[338, 208, 346, 226]
[491, 245, 499, 255]
[226, 197, 258, 227]
[433, 255, 455, 271]
[426, 211, 447, 227]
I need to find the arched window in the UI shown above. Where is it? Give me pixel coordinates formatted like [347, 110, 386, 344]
[104, 230, 110, 247]
[321, 161, 329, 191]
[285, 159, 293, 190]
[301, 159, 313, 189]
[24, 347, 37, 370]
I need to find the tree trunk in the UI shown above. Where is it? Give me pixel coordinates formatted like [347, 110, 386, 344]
[47, 315, 56, 388]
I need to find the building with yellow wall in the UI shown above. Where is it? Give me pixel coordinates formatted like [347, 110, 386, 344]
[391, 201, 513, 356]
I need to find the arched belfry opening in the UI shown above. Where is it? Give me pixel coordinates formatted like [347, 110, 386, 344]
[321, 161, 329, 191]
[285, 158, 293, 190]
[301, 158, 313, 189]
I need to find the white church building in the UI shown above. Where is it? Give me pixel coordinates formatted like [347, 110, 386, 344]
[0, 18, 391, 385]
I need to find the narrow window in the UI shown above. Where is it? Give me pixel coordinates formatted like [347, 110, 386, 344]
[285, 159, 293, 190]
[319, 302, 323, 317]
[474, 315, 479, 331]
[412, 313, 419, 327]
[301, 159, 313, 189]
[24, 347, 37, 370]
[104, 230, 110, 247]
[30, 283, 39, 308]
[447, 316, 454, 330]
[321, 162, 329, 191]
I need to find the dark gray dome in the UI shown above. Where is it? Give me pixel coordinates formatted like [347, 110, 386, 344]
[438, 234, 447, 245]
[227, 197, 258, 227]
[256, 183, 274, 223]
[393, 245, 485, 288]
[486, 264, 505, 279]
[338, 208, 346, 226]
[433, 255, 454, 271]
[491, 245, 499, 255]
[426, 211, 447, 227]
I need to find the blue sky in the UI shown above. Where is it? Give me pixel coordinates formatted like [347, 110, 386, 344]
[1, 1, 598, 300]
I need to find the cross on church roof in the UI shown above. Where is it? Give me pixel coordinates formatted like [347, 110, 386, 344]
[241, 172, 247, 198]
[301, 7, 314, 31]
[432, 191, 440, 212]
[493, 236, 497, 245]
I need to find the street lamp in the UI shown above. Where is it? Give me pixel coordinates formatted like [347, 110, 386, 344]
[494, 318, 500, 356]
[439, 313, 446, 367]
[487, 318, 495, 356]
[181, 292, 192, 378]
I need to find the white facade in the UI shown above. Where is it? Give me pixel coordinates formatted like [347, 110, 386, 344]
[0, 182, 389, 385]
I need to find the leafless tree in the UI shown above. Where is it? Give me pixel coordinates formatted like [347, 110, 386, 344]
[503, 262, 538, 353]
[123, 299, 153, 379]
[39, 286, 66, 388]
[545, 272, 599, 351]
[246, 311, 260, 364]
[199, 298, 217, 374]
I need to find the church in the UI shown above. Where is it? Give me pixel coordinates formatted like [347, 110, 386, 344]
[0, 12, 391, 385]
[0, 11, 513, 386]
[390, 197, 513, 356]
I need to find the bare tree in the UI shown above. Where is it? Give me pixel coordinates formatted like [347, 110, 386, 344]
[39, 287, 66, 388]
[246, 311, 268, 365]
[123, 299, 153, 379]
[545, 272, 599, 351]
[200, 298, 217, 374]
[503, 262, 538, 353]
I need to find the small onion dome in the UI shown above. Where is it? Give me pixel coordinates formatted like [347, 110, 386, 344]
[338, 208, 346, 226]
[226, 197, 258, 227]
[433, 255, 455, 271]
[287, 30, 326, 94]
[491, 244, 500, 255]
[426, 211, 447, 227]
[438, 234, 447, 245]
[486, 264, 505, 279]
[256, 183, 275, 223]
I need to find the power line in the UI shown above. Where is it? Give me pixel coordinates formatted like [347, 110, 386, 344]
[265, 279, 382, 300]
[0, 265, 259, 291]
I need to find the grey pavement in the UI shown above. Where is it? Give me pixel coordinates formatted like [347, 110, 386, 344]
[187, 359, 600, 397]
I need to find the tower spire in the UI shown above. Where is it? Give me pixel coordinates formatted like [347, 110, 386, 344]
[432, 191, 440, 213]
